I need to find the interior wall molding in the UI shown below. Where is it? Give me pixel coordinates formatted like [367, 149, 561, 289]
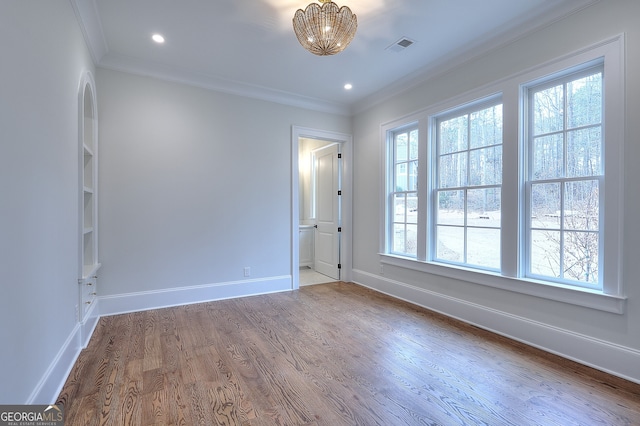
[69, 0, 108, 63]
[98, 275, 291, 317]
[26, 324, 83, 404]
[28, 275, 291, 404]
[352, 269, 640, 385]
[97, 55, 351, 116]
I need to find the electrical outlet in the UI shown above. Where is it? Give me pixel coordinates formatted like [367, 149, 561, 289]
[243, 267, 251, 277]
[380, 264, 384, 275]
[75, 304, 79, 321]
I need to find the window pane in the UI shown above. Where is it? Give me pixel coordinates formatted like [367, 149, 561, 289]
[530, 230, 561, 278]
[563, 231, 598, 284]
[567, 127, 602, 177]
[435, 100, 502, 272]
[387, 125, 418, 259]
[531, 183, 560, 229]
[470, 146, 502, 186]
[567, 72, 602, 129]
[437, 190, 464, 225]
[394, 194, 406, 222]
[470, 104, 503, 149]
[406, 224, 417, 256]
[467, 228, 500, 269]
[532, 134, 563, 180]
[409, 129, 419, 160]
[395, 132, 408, 162]
[439, 152, 467, 188]
[437, 225, 464, 262]
[406, 195, 418, 224]
[395, 163, 407, 191]
[527, 66, 605, 288]
[408, 160, 418, 191]
[393, 223, 405, 253]
[564, 180, 599, 231]
[533, 85, 564, 135]
[440, 115, 468, 154]
[467, 188, 501, 226]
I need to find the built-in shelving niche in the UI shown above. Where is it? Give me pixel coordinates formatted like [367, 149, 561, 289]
[78, 72, 100, 339]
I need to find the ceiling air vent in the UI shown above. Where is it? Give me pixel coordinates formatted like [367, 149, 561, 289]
[386, 37, 415, 53]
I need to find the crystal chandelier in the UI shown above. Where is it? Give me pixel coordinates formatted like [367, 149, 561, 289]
[292, 0, 358, 56]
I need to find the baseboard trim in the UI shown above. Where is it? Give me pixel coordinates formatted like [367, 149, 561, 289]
[80, 310, 100, 349]
[98, 275, 292, 317]
[352, 269, 640, 385]
[27, 323, 82, 404]
[29, 275, 292, 404]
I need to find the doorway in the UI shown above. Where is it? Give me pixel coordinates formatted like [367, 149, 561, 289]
[291, 126, 352, 290]
[301, 141, 340, 285]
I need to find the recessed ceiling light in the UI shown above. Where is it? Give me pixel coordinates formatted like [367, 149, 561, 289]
[344, 83, 353, 90]
[152, 34, 165, 44]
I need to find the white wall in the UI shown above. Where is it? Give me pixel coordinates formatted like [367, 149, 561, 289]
[96, 69, 351, 309]
[351, 0, 640, 382]
[0, 2, 95, 402]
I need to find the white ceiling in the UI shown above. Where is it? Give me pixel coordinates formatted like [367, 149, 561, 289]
[72, 0, 597, 115]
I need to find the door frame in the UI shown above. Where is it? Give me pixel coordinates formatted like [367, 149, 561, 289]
[291, 126, 352, 289]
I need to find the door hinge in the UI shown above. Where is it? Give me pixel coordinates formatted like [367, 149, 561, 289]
[338, 227, 342, 232]
[338, 153, 342, 158]
[338, 190, 342, 196]
[338, 263, 342, 269]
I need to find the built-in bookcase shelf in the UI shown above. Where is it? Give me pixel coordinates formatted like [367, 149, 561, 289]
[78, 76, 100, 325]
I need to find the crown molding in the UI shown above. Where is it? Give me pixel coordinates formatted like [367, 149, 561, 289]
[98, 53, 351, 116]
[69, 0, 108, 63]
[70, 0, 598, 118]
[351, 0, 601, 115]
[69, 0, 349, 115]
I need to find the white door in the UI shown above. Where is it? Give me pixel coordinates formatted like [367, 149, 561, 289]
[313, 144, 340, 280]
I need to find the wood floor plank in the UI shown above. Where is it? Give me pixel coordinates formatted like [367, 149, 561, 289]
[125, 312, 145, 362]
[141, 389, 165, 425]
[58, 282, 640, 425]
[164, 369, 191, 426]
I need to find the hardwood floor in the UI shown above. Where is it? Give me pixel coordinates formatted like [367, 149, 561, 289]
[57, 282, 640, 425]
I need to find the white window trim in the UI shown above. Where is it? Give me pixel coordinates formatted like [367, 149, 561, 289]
[522, 63, 604, 289]
[380, 35, 626, 314]
[387, 123, 421, 258]
[381, 116, 425, 255]
[432, 95, 503, 270]
[379, 254, 626, 314]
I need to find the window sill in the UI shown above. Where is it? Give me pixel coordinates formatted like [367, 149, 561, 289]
[379, 254, 626, 314]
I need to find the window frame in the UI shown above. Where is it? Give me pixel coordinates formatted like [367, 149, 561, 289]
[432, 96, 503, 271]
[524, 64, 605, 289]
[388, 125, 420, 257]
[380, 35, 625, 314]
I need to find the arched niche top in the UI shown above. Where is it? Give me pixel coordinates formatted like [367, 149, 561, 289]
[78, 70, 97, 153]
[83, 83, 94, 120]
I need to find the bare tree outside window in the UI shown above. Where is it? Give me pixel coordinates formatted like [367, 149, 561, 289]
[528, 70, 602, 286]
[436, 102, 503, 270]
[382, 46, 621, 299]
[390, 128, 419, 256]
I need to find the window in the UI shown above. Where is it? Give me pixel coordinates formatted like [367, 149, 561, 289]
[389, 126, 419, 256]
[381, 37, 624, 312]
[526, 67, 603, 288]
[435, 101, 502, 270]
